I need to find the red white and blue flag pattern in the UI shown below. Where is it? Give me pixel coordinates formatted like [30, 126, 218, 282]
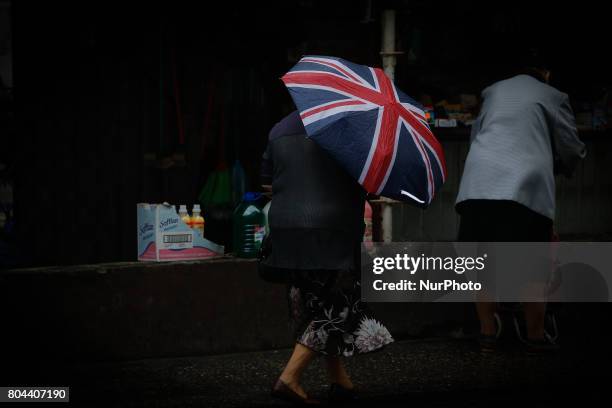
[281, 56, 447, 206]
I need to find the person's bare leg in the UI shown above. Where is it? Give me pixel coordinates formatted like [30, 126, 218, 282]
[325, 356, 353, 389]
[279, 343, 316, 398]
[476, 301, 497, 336]
[524, 302, 546, 340]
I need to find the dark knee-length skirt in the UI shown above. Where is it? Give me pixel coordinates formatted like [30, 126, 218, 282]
[286, 269, 393, 357]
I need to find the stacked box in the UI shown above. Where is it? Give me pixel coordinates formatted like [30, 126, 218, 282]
[137, 203, 224, 261]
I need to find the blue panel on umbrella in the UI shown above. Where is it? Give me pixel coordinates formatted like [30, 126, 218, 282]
[381, 125, 429, 204]
[395, 87, 423, 110]
[307, 109, 380, 181]
[288, 87, 351, 112]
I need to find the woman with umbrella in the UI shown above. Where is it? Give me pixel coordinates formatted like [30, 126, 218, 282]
[262, 56, 446, 404]
[261, 109, 393, 405]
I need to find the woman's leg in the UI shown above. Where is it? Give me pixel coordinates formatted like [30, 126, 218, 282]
[476, 301, 497, 336]
[459, 202, 497, 337]
[523, 302, 546, 340]
[325, 356, 354, 389]
[522, 210, 552, 342]
[279, 343, 316, 398]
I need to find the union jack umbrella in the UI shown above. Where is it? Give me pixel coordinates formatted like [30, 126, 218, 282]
[281, 56, 447, 206]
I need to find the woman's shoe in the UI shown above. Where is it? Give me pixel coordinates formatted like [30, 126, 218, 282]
[271, 378, 320, 405]
[478, 334, 498, 353]
[328, 383, 358, 404]
[478, 312, 503, 353]
[524, 336, 560, 355]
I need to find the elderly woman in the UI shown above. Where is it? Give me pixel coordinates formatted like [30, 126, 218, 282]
[260, 110, 393, 404]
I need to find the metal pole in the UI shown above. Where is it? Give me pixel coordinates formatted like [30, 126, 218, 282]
[380, 9, 398, 242]
[381, 9, 396, 81]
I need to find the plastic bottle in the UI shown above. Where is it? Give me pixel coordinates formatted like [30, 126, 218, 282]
[191, 204, 205, 237]
[233, 192, 266, 258]
[178, 204, 191, 227]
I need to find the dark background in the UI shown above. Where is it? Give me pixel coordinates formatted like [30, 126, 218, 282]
[3, 0, 611, 266]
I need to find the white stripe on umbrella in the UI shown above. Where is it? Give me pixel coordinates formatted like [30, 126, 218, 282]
[301, 103, 375, 127]
[376, 117, 403, 195]
[359, 107, 384, 185]
[285, 83, 378, 108]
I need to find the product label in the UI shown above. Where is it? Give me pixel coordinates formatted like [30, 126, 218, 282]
[159, 216, 179, 231]
[254, 225, 265, 245]
[161, 231, 194, 250]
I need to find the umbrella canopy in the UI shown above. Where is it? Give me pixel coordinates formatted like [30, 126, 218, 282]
[281, 56, 447, 206]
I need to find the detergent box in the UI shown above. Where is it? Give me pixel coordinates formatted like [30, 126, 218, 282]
[137, 203, 224, 261]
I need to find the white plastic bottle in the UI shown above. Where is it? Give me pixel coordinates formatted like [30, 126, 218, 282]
[178, 204, 191, 227]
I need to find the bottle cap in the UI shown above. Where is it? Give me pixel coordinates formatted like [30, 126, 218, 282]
[192, 204, 201, 212]
[179, 204, 187, 213]
[243, 192, 262, 202]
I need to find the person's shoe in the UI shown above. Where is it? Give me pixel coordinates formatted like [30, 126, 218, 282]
[271, 378, 320, 405]
[478, 312, 502, 353]
[524, 336, 560, 355]
[478, 334, 498, 353]
[328, 383, 358, 404]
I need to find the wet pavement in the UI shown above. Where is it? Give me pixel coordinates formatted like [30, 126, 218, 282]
[6, 337, 608, 407]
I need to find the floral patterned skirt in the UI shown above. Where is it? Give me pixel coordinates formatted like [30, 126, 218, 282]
[287, 269, 393, 357]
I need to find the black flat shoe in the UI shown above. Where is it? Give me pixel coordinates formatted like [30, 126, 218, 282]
[478, 334, 498, 353]
[525, 337, 560, 355]
[478, 312, 502, 353]
[328, 383, 358, 404]
[271, 378, 320, 405]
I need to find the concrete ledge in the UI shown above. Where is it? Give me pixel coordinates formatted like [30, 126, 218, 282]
[1, 258, 472, 362]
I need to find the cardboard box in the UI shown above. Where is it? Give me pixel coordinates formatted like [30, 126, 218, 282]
[137, 203, 224, 261]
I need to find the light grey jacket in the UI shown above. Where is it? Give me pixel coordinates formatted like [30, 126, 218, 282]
[456, 74, 586, 220]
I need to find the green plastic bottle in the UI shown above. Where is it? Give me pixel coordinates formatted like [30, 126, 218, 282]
[233, 192, 266, 258]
